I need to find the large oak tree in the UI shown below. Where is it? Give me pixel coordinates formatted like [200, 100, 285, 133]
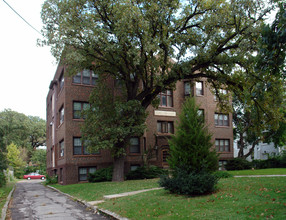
[41, 0, 284, 181]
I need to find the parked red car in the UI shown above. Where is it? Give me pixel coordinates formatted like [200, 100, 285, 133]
[23, 173, 46, 180]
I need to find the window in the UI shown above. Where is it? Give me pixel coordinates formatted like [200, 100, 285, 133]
[214, 113, 229, 126]
[73, 69, 98, 85]
[184, 82, 191, 96]
[196, 81, 203, 96]
[73, 137, 82, 155]
[59, 72, 64, 90]
[73, 102, 89, 119]
[59, 140, 64, 157]
[78, 167, 96, 181]
[162, 149, 169, 163]
[130, 137, 140, 153]
[59, 107, 64, 124]
[73, 137, 99, 155]
[198, 109, 204, 119]
[157, 121, 174, 134]
[158, 90, 173, 107]
[130, 165, 140, 171]
[215, 139, 230, 152]
[218, 160, 228, 170]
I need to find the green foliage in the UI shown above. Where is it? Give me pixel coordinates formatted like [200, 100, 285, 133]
[225, 158, 252, 171]
[41, 0, 277, 113]
[168, 97, 218, 174]
[7, 143, 25, 178]
[251, 151, 286, 169]
[24, 165, 46, 175]
[159, 168, 218, 196]
[88, 167, 113, 183]
[45, 175, 58, 185]
[213, 171, 233, 179]
[82, 79, 147, 157]
[0, 109, 46, 164]
[233, 3, 286, 159]
[126, 166, 168, 180]
[27, 116, 46, 150]
[161, 97, 218, 195]
[0, 171, 7, 187]
[30, 149, 46, 171]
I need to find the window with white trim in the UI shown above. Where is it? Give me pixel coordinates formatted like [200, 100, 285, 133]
[214, 113, 229, 126]
[215, 139, 230, 152]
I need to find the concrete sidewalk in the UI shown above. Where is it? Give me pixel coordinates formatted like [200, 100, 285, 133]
[234, 174, 286, 177]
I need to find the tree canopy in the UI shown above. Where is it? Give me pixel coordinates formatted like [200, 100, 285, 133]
[41, 0, 279, 104]
[233, 2, 286, 158]
[0, 109, 46, 161]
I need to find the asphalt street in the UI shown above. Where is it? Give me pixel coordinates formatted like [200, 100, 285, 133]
[7, 180, 109, 220]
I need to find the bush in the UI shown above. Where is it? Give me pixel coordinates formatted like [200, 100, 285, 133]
[88, 167, 113, 182]
[159, 169, 218, 196]
[251, 159, 268, 169]
[45, 175, 58, 185]
[213, 171, 233, 179]
[251, 153, 286, 169]
[279, 151, 286, 167]
[225, 158, 252, 170]
[0, 171, 7, 187]
[126, 166, 168, 180]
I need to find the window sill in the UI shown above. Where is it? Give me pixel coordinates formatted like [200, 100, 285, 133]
[129, 153, 141, 155]
[72, 118, 85, 122]
[71, 83, 95, 87]
[214, 125, 230, 128]
[73, 154, 101, 157]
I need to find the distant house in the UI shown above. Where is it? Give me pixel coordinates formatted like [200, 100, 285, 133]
[46, 65, 234, 185]
[233, 140, 284, 161]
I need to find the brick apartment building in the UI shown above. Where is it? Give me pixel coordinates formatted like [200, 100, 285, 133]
[46, 65, 233, 185]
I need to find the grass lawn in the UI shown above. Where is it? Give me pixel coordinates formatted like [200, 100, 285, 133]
[0, 182, 15, 216]
[98, 177, 286, 219]
[50, 178, 159, 201]
[227, 168, 286, 176]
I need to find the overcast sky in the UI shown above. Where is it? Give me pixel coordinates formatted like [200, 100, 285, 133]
[0, 0, 57, 120]
[0, 0, 277, 120]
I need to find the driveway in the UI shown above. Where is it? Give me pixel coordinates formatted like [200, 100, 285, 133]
[7, 180, 108, 220]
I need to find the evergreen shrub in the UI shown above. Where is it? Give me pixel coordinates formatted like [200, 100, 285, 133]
[126, 166, 168, 180]
[159, 168, 218, 196]
[159, 97, 219, 196]
[88, 167, 113, 182]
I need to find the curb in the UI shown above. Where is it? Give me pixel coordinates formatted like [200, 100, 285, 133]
[1, 184, 16, 220]
[46, 185, 128, 220]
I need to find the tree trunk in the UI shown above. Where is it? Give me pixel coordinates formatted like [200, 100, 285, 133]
[112, 155, 125, 182]
[243, 140, 259, 159]
[237, 132, 245, 158]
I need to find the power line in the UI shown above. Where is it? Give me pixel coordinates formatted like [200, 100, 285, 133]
[3, 0, 42, 35]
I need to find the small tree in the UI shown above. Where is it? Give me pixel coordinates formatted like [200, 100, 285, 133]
[168, 97, 218, 173]
[160, 97, 219, 195]
[7, 143, 25, 178]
